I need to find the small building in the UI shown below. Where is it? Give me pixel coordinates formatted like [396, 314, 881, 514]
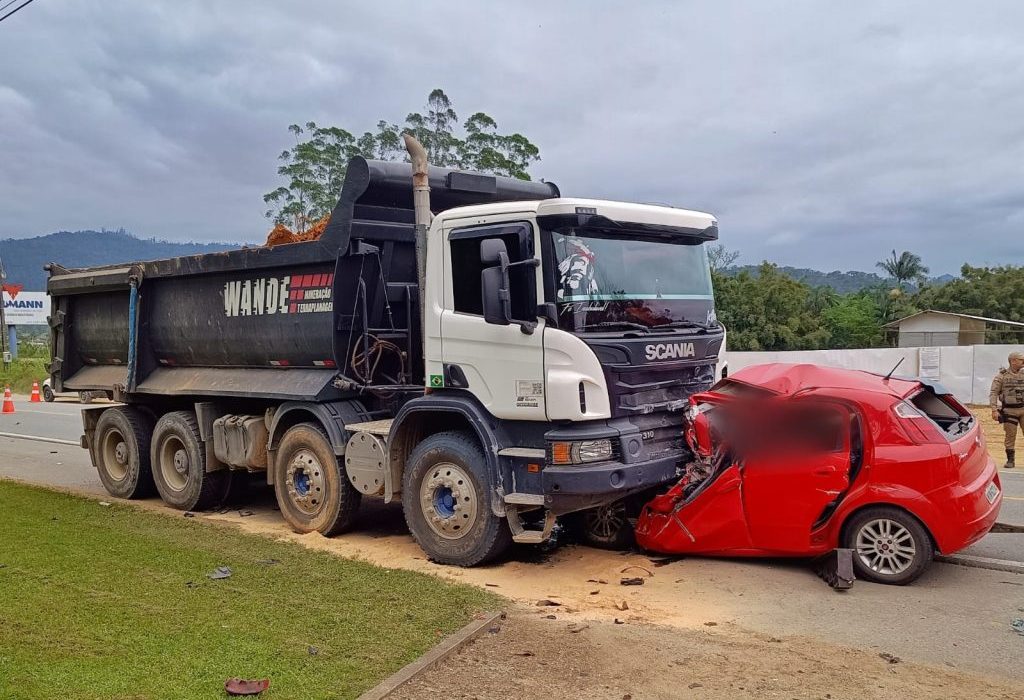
[883, 310, 1024, 347]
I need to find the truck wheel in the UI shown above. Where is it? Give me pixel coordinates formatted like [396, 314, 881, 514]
[42, 385, 55, 402]
[151, 411, 228, 511]
[402, 431, 511, 567]
[93, 407, 155, 499]
[843, 506, 934, 585]
[273, 423, 361, 536]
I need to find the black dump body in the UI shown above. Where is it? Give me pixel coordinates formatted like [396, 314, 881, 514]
[47, 158, 559, 403]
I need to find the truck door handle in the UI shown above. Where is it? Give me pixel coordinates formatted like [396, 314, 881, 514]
[814, 466, 837, 476]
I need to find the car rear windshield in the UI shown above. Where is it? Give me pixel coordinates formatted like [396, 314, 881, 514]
[909, 390, 973, 440]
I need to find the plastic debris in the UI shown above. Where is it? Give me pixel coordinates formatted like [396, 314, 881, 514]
[1012, 618, 1024, 636]
[879, 652, 901, 664]
[620, 577, 645, 586]
[207, 566, 232, 580]
[620, 565, 653, 577]
[225, 678, 270, 696]
[307, 645, 319, 656]
[98, 501, 111, 507]
[536, 599, 562, 607]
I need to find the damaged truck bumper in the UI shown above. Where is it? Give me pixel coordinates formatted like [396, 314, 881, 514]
[542, 452, 681, 516]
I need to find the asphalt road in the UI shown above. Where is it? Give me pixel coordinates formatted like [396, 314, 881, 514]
[1, 394, 1023, 564]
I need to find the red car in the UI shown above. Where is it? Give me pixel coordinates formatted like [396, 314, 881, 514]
[635, 363, 1002, 585]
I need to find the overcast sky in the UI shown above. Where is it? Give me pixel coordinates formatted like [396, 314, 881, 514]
[2, 1, 1022, 274]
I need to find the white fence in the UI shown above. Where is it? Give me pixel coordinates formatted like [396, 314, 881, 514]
[724, 344, 1020, 406]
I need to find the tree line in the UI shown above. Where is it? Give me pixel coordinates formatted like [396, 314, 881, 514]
[711, 244, 1024, 351]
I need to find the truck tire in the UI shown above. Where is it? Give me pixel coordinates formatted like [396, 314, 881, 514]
[93, 407, 155, 499]
[42, 384, 55, 402]
[842, 506, 934, 585]
[151, 410, 228, 511]
[273, 423, 361, 537]
[402, 431, 511, 567]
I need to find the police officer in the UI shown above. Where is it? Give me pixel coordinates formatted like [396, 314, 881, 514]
[991, 350, 1024, 469]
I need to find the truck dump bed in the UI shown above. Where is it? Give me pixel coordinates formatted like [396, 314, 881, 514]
[47, 158, 558, 402]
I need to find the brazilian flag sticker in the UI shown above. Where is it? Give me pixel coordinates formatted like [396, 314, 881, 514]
[429, 374, 444, 388]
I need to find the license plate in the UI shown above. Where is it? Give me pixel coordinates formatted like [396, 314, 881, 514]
[985, 482, 999, 504]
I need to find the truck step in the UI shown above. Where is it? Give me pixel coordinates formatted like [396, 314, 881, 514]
[512, 531, 547, 544]
[503, 492, 545, 506]
[344, 419, 393, 436]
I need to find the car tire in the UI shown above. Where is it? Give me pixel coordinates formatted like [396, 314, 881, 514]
[42, 385, 55, 402]
[151, 411, 229, 511]
[402, 431, 511, 567]
[93, 407, 156, 499]
[572, 501, 636, 550]
[273, 423, 361, 537]
[843, 506, 934, 585]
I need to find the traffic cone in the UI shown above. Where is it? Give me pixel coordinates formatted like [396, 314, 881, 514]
[30, 381, 41, 403]
[2, 387, 14, 414]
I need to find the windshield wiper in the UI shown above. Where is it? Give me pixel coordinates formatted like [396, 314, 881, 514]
[579, 321, 651, 333]
[654, 320, 719, 333]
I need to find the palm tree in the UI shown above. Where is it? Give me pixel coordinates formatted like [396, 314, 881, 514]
[876, 250, 929, 289]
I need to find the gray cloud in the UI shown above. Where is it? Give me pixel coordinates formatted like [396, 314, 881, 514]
[2, 1, 1023, 273]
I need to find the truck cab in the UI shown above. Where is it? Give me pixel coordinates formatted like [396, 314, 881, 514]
[352, 194, 723, 562]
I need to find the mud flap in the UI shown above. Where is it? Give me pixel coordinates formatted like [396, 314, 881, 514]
[814, 548, 855, 590]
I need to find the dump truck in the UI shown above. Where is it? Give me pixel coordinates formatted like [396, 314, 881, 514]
[47, 137, 725, 565]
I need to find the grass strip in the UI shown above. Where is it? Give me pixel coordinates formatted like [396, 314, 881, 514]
[0, 481, 498, 700]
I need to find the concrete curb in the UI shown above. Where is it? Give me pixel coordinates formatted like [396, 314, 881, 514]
[936, 553, 1024, 575]
[356, 611, 503, 700]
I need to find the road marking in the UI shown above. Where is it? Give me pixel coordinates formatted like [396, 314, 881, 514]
[0, 432, 79, 446]
[937, 553, 1024, 575]
[2, 407, 83, 417]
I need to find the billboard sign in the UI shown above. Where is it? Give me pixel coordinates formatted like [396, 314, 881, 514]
[2, 284, 49, 325]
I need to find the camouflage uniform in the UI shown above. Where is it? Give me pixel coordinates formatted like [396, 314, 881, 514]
[990, 350, 1024, 468]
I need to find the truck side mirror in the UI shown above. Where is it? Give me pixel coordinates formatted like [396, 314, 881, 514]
[480, 238, 511, 326]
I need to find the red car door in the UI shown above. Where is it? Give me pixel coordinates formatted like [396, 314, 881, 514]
[740, 402, 853, 553]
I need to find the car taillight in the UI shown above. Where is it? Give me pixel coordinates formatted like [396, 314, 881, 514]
[892, 401, 947, 444]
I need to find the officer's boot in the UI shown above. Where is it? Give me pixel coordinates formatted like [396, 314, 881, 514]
[1006, 449, 1016, 469]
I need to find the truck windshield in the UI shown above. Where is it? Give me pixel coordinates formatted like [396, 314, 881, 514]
[546, 229, 717, 332]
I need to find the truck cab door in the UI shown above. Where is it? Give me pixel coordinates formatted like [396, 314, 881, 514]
[439, 221, 546, 420]
[740, 402, 853, 553]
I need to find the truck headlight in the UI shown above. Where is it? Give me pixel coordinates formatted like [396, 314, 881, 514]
[550, 439, 614, 465]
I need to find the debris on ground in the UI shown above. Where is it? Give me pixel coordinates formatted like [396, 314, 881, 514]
[536, 599, 562, 607]
[98, 501, 111, 507]
[620, 565, 653, 577]
[185, 581, 199, 589]
[307, 645, 319, 656]
[207, 566, 232, 580]
[880, 652, 902, 664]
[568, 623, 590, 634]
[620, 577, 645, 586]
[239, 509, 255, 517]
[544, 614, 557, 620]
[615, 601, 629, 611]
[224, 677, 270, 696]
[485, 583, 500, 588]
[1011, 618, 1024, 636]
[614, 618, 624, 624]
[704, 622, 718, 627]
[183, 512, 195, 518]
[587, 578, 609, 584]
[255, 558, 279, 566]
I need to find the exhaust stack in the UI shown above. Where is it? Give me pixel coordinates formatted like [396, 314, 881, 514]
[403, 133, 431, 375]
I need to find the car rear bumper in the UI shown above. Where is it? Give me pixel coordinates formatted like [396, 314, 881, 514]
[542, 452, 681, 515]
[932, 456, 1002, 554]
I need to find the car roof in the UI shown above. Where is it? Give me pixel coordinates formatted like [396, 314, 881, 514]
[726, 363, 920, 399]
